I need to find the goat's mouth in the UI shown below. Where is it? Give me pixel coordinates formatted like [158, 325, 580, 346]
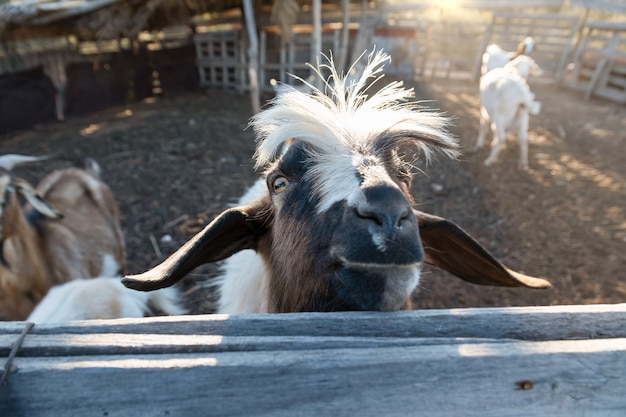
[339, 258, 422, 271]
[330, 258, 422, 311]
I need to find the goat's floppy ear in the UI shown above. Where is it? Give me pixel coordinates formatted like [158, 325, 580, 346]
[15, 179, 62, 220]
[123, 202, 270, 291]
[414, 210, 551, 289]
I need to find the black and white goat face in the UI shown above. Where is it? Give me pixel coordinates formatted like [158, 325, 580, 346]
[123, 51, 551, 312]
[260, 139, 425, 311]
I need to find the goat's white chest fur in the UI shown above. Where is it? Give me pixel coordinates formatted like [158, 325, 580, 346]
[216, 179, 270, 314]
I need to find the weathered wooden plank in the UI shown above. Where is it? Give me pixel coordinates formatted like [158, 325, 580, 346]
[0, 334, 512, 357]
[492, 21, 576, 32]
[2, 338, 625, 417]
[571, 0, 626, 13]
[493, 12, 580, 22]
[584, 21, 626, 31]
[4, 304, 624, 341]
[0, 321, 33, 334]
[592, 87, 626, 103]
[1, 305, 625, 416]
[384, 0, 564, 12]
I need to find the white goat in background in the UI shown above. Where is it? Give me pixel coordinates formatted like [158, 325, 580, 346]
[0, 155, 126, 320]
[504, 55, 544, 80]
[28, 276, 186, 323]
[124, 51, 551, 314]
[476, 55, 543, 170]
[481, 36, 535, 75]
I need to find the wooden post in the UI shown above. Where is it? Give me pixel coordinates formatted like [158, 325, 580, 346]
[242, 0, 260, 114]
[472, 14, 495, 81]
[337, 0, 351, 73]
[259, 30, 267, 90]
[311, 0, 322, 89]
[41, 52, 67, 122]
[350, 0, 370, 65]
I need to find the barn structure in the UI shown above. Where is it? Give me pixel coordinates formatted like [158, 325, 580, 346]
[1, 0, 625, 415]
[1, 0, 625, 134]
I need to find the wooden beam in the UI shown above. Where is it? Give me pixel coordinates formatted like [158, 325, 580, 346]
[29, 0, 122, 26]
[570, 0, 626, 14]
[242, 0, 260, 114]
[2, 304, 625, 342]
[311, 0, 322, 89]
[337, 0, 350, 72]
[2, 305, 625, 416]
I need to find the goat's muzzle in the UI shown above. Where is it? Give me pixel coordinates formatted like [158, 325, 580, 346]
[326, 185, 424, 310]
[335, 185, 424, 265]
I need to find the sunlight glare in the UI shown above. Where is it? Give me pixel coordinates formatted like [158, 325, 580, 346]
[116, 109, 133, 118]
[532, 152, 623, 192]
[79, 124, 100, 136]
[438, 0, 462, 10]
[55, 357, 219, 370]
[458, 338, 626, 357]
[559, 154, 622, 192]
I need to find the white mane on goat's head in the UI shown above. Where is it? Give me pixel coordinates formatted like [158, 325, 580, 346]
[250, 50, 459, 212]
[252, 51, 458, 167]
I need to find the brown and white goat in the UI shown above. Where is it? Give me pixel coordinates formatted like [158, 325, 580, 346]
[0, 155, 126, 320]
[124, 51, 551, 313]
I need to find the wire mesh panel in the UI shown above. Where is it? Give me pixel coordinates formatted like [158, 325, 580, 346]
[194, 30, 247, 92]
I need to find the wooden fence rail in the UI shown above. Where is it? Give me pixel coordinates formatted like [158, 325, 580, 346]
[472, 12, 580, 81]
[2, 304, 626, 416]
[561, 21, 626, 103]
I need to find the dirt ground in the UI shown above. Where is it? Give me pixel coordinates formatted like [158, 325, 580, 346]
[1, 77, 624, 314]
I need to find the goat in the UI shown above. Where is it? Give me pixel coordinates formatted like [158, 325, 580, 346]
[123, 51, 551, 313]
[475, 56, 543, 170]
[27, 276, 186, 323]
[481, 36, 535, 76]
[503, 55, 543, 80]
[0, 155, 126, 320]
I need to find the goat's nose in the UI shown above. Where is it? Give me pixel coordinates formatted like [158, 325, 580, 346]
[356, 186, 412, 238]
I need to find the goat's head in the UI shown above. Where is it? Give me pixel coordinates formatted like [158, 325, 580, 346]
[123, 51, 551, 312]
[507, 56, 544, 79]
[516, 36, 535, 56]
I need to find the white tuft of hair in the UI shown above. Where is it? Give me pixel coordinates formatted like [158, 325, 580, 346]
[250, 49, 458, 170]
[27, 277, 187, 323]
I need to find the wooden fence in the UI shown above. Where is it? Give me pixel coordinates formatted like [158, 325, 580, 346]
[259, 23, 344, 91]
[159, 8, 626, 103]
[472, 12, 580, 80]
[2, 304, 625, 416]
[561, 21, 626, 103]
[194, 29, 248, 92]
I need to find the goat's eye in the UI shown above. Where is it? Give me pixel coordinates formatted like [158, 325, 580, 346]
[273, 177, 289, 194]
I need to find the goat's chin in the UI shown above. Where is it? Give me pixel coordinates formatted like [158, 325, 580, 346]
[331, 261, 421, 311]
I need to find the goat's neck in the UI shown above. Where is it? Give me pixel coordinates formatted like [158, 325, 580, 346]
[258, 227, 333, 313]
